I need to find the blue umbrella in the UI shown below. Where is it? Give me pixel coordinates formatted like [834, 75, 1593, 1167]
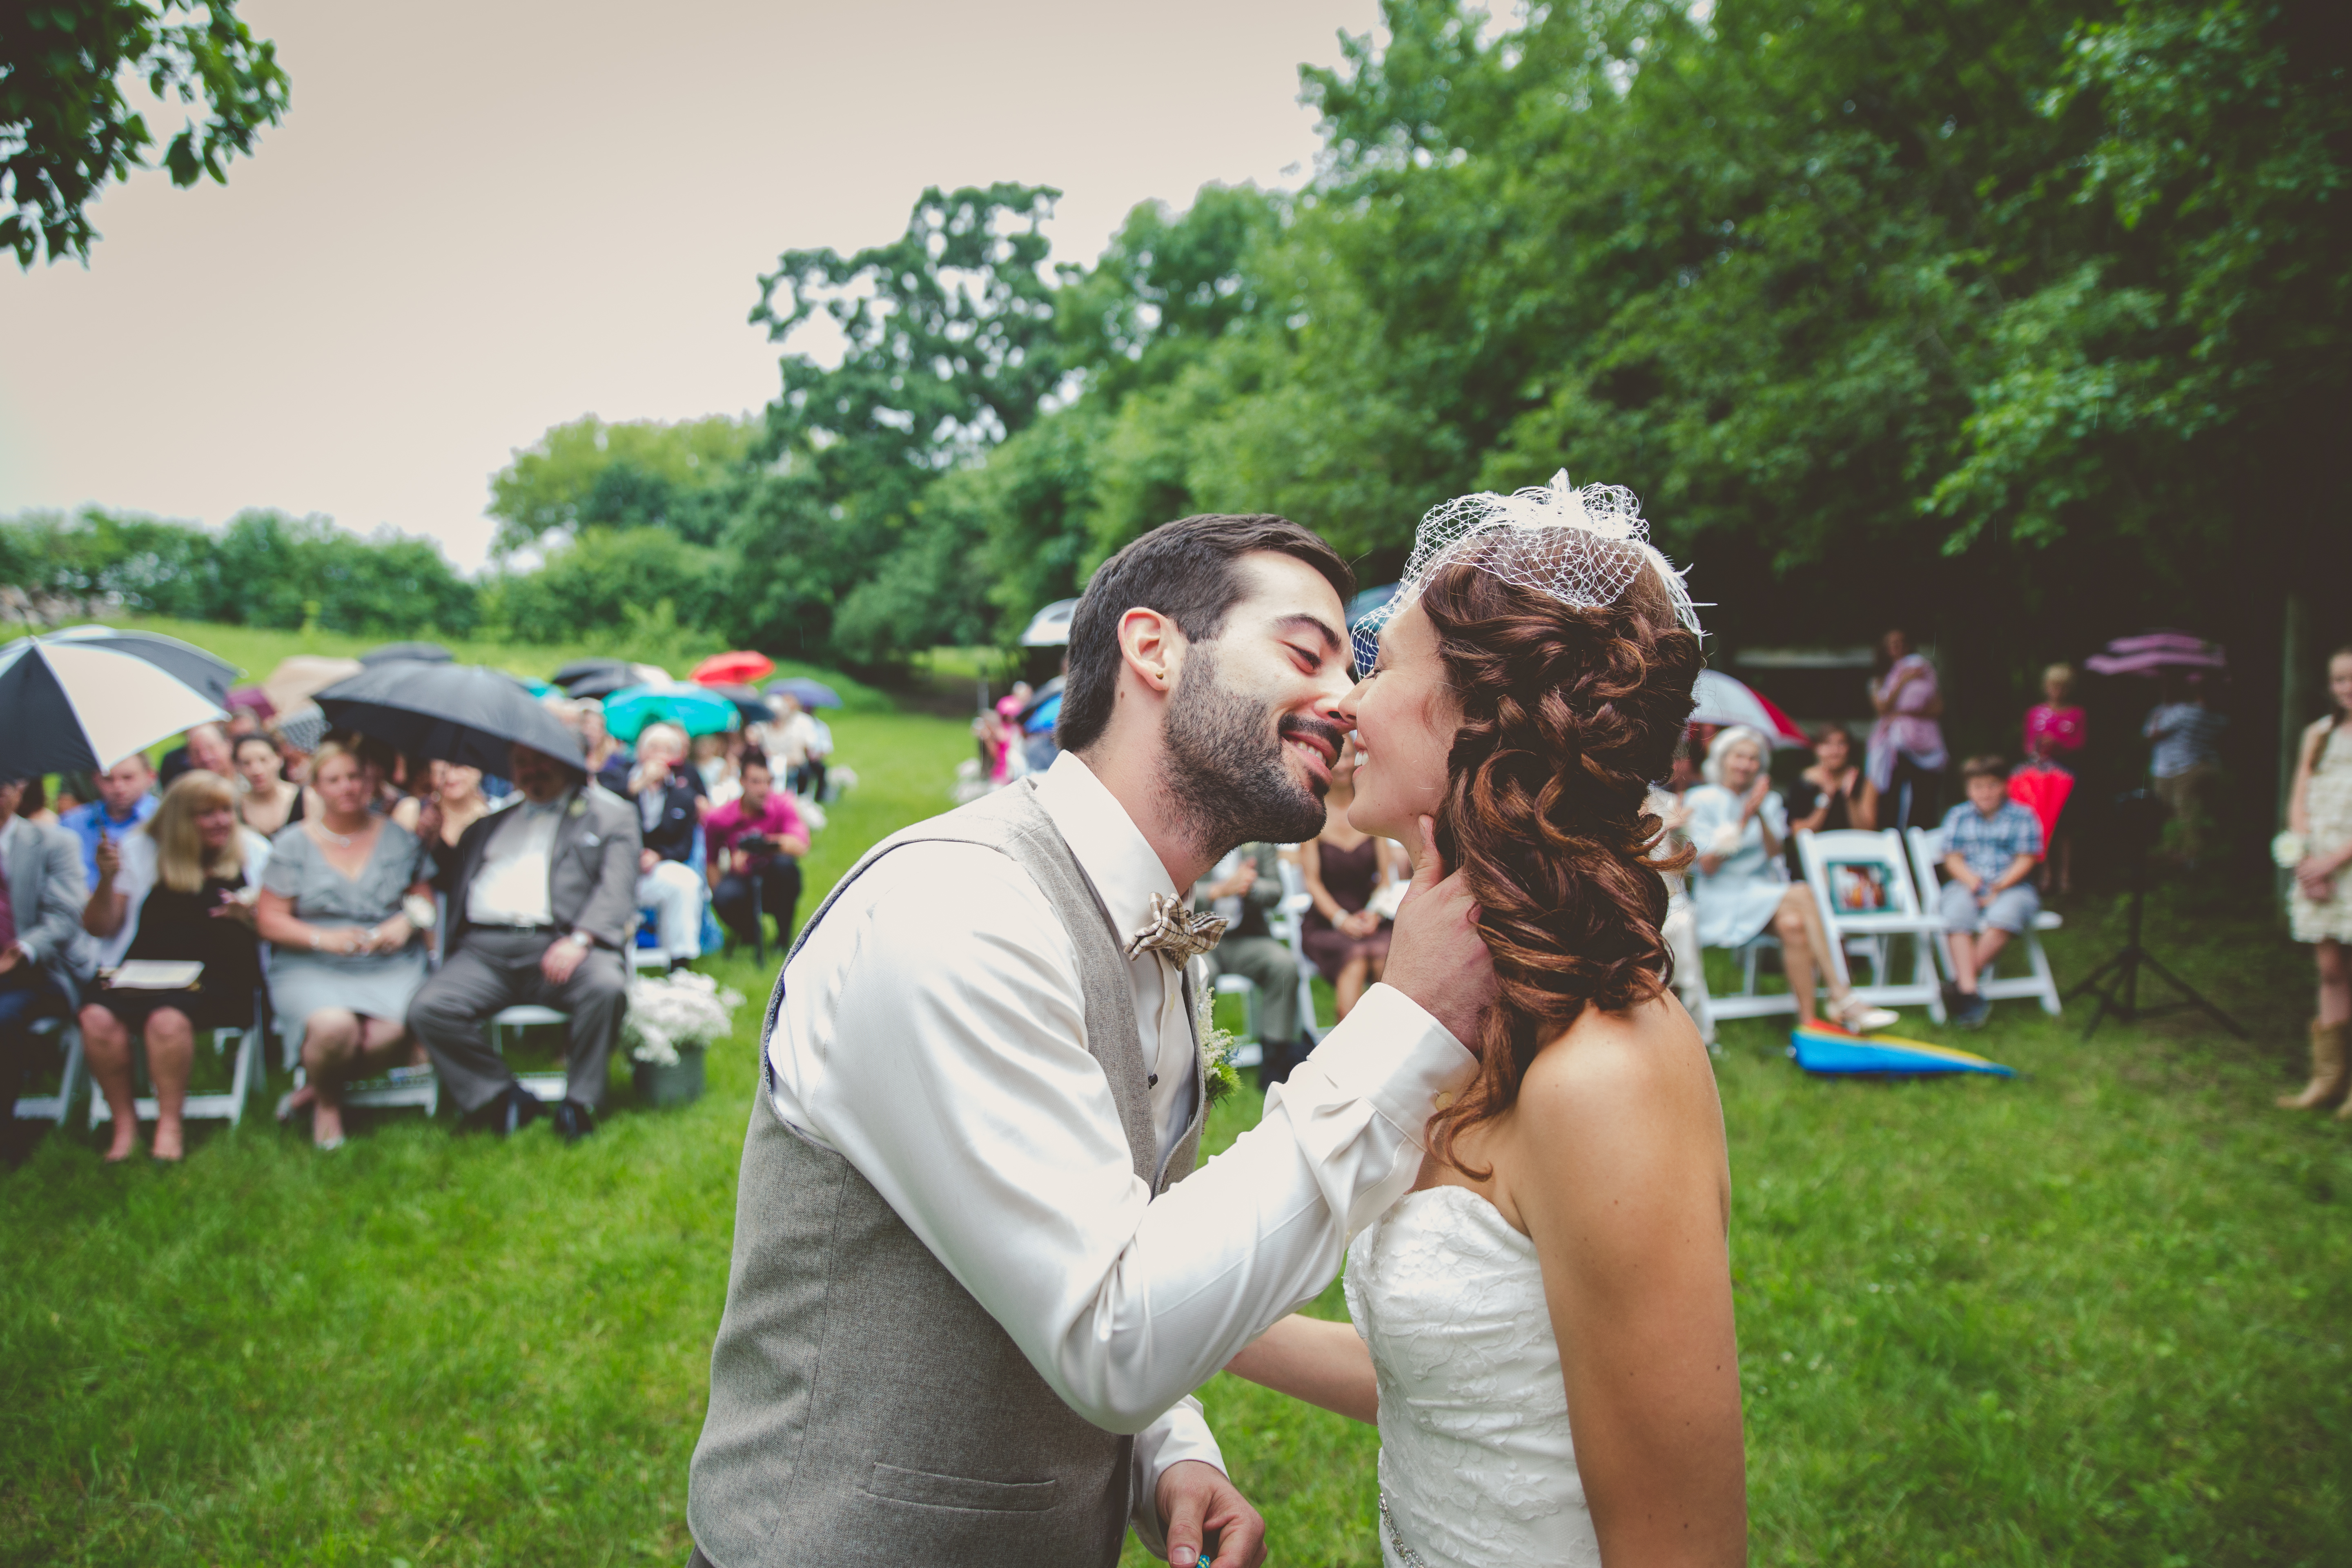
[1023, 691, 1063, 734]
[766, 677, 842, 710]
[1788, 1023, 2015, 1078]
[602, 681, 741, 742]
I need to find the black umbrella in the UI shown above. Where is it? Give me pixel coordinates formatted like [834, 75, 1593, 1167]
[708, 683, 774, 724]
[552, 657, 633, 689]
[563, 668, 643, 699]
[315, 662, 585, 772]
[359, 640, 454, 666]
[0, 625, 238, 776]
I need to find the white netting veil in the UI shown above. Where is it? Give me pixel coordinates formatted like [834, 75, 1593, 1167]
[1351, 469, 1701, 671]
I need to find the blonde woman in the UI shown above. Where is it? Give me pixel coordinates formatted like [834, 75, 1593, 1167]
[2279, 647, 2352, 1116]
[255, 740, 437, 1150]
[78, 771, 271, 1161]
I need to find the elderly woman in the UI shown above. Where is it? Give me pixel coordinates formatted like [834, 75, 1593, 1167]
[254, 740, 437, 1150]
[78, 771, 271, 1162]
[627, 722, 710, 968]
[1685, 726, 1897, 1034]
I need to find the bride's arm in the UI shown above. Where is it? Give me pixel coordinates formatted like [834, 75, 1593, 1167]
[1222, 1314, 1377, 1425]
[1515, 1000, 1747, 1566]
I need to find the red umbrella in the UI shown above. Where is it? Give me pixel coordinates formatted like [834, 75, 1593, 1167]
[691, 650, 775, 686]
[1687, 670, 1809, 748]
[2083, 630, 2225, 677]
[2007, 765, 2075, 851]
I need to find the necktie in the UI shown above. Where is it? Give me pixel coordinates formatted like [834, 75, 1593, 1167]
[0, 850, 18, 953]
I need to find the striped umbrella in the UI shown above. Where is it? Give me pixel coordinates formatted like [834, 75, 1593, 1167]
[0, 625, 236, 777]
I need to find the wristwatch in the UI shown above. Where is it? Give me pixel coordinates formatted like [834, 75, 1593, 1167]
[564, 930, 592, 950]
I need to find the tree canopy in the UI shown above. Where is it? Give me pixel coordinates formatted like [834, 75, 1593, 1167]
[2, 0, 289, 267]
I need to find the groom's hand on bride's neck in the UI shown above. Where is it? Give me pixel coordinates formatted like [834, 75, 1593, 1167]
[1156, 1459, 1267, 1568]
[1381, 813, 1496, 1049]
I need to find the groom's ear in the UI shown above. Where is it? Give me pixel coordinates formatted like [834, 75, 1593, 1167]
[1116, 607, 1189, 698]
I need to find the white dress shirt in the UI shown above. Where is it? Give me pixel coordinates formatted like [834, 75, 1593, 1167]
[466, 798, 562, 927]
[766, 752, 1474, 1548]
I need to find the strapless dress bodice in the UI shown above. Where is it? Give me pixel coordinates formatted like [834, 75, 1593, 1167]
[1344, 1184, 1597, 1567]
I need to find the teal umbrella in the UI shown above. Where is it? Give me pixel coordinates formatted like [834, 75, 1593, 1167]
[601, 681, 741, 742]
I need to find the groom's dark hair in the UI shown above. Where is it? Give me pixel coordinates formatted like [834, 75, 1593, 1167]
[1056, 514, 1354, 754]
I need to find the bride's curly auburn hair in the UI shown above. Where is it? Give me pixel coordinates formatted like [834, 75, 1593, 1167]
[1418, 536, 1702, 1174]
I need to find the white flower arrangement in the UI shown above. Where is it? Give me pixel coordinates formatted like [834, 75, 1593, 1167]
[625, 970, 746, 1067]
[2273, 831, 2309, 869]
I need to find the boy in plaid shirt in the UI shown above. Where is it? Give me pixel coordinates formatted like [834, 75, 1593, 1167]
[1938, 755, 2044, 1028]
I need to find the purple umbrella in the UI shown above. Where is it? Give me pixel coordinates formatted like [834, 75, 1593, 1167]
[2084, 631, 2226, 678]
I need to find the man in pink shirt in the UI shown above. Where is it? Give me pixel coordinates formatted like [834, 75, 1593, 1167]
[704, 754, 811, 953]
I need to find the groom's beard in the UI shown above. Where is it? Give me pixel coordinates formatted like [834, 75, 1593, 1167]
[1161, 644, 1334, 854]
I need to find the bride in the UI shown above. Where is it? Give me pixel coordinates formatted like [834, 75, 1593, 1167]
[1225, 476, 1746, 1566]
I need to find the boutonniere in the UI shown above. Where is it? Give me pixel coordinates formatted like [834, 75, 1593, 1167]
[1191, 967, 1241, 1107]
[568, 799, 586, 818]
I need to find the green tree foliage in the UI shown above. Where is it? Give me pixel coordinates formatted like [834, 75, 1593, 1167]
[0, 508, 476, 635]
[1, 0, 290, 266]
[719, 183, 1068, 668]
[487, 414, 753, 555]
[479, 526, 726, 648]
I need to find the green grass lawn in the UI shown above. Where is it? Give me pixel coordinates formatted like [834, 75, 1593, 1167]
[4, 630, 2348, 1563]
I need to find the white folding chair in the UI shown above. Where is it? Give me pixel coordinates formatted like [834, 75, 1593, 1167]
[1703, 931, 1799, 1021]
[488, 1004, 574, 1102]
[1796, 829, 1949, 1024]
[1907, 826, 2064, 1016]
[13, 1013, 87, 1127]
[91, 989, 264, 1130]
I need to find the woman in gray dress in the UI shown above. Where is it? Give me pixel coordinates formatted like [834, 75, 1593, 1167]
[254, 739, 437, 1149]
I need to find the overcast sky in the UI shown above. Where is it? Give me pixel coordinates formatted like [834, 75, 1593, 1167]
[0, 0, 1384, 570]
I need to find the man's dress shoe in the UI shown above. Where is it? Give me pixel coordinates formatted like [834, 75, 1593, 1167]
[464, 1085, 543, 1136]
[551, 1100, 597, 1143]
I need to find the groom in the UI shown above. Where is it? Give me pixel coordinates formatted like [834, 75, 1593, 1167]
[686, 514, 1488, 1568]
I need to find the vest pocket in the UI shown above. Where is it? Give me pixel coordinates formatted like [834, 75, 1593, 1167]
[860, 1462, 1058, 1513]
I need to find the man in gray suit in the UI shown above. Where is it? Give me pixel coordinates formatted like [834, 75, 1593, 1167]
[0, 772, 97, 1148]
[409, 743, 640, 1142]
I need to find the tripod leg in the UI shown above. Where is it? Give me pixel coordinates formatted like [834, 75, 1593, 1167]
[2132, 950, 2247, 1038]
[2063, 947, 2131, 1004]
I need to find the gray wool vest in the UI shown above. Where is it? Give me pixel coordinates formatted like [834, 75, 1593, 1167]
[687, 780, 1206, 1568]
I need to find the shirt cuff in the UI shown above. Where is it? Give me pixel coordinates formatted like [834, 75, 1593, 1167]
[1127, 1394, 1224, 1558]
[1299, 983, 1476, 1149]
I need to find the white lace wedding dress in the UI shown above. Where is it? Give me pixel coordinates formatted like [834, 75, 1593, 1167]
[1344, 1185, 1598, 1567]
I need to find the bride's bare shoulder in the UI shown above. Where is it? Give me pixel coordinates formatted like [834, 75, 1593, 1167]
[1519, 993, 1721, 1134]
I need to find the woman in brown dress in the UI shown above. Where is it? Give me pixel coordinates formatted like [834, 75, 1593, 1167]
[1298, 737, 1404, 1020]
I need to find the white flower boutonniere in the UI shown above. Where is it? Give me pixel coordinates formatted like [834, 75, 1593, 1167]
[1191, 967, 1241, 1106]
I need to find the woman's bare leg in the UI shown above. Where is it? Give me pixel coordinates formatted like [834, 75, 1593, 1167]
[2318, 940, 2351, 1029]
[301, 1009, 363, 1147]
[145, 1008, 195, 1161]
[1334, 956, 1372, 1021]
[1773, 886, 1834, 1025]
[81, 1004, 141, 1160]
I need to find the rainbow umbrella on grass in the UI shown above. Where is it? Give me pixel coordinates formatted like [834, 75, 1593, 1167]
[1788, 1021, 2015, 1079]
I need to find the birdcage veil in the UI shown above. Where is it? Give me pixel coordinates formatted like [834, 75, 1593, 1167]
[1352, 470, 1701, 672]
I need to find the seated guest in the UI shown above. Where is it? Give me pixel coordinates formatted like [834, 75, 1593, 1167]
[692, 733, 742, 808]
[626, 722, 709, 969]
[233, 732, 302, 836]
[1298, 737, 1402, 1022]
[272, 705, 328, 821]
[157, 722, 234, 791]
[1783, 723, 1876, 880]
[1937, 755, 2045, 1029]
[61, 752, 159, 891]
[78, 772, 270, 1162]
[704, 755, 808, 953]
[406, 742, 639, 1141]
[254, 741, 437, 1151]
[1, 773, 98, 1152]
[413, 759, 491, 850]
[1686, 727, 1897, 1033]
[1192, 840, 1306, 1087]
[579, 703, 632, 795]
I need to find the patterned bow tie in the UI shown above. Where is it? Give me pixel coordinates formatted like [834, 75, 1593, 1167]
[1124, 892, 1227, 966]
